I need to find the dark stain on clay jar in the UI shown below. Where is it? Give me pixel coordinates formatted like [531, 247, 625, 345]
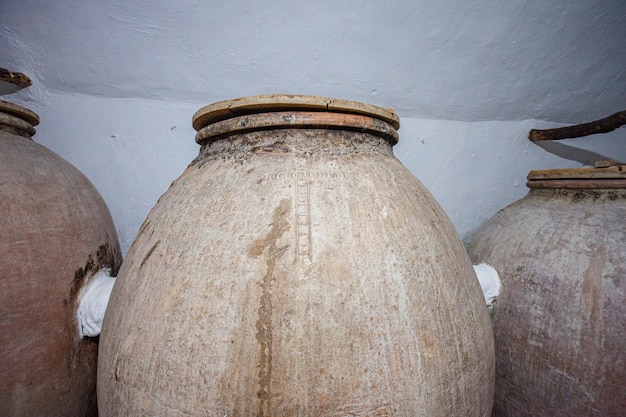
[249, 199, 291, 416]
[69, 242, 122, 306]
[250, 143, 290, 154]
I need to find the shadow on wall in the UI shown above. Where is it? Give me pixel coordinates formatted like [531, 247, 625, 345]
[534, 141, 615, 166]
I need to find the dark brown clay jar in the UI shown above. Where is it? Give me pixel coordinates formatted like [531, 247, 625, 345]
[98, 95, 494, 416]
[0, 100, 122, 416]
[468, 167, 626, 416]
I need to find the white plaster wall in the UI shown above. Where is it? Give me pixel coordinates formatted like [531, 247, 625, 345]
[2, 0, 625, 123]
[17, 93, 199, 253]
[12, 91, 624, 254]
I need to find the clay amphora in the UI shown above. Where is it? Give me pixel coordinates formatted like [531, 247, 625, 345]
[0, 100, 122, 416]
[468, 167, 626, 416]
[98, 95, 494, 416]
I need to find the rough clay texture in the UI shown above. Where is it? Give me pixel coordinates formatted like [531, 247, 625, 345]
[468, 188, 626, 416]
[99, 127, 494, 416]
[0, 110, 122, 416]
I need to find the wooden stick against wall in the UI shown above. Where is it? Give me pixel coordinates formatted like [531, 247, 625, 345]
[528, 110, 626, 141]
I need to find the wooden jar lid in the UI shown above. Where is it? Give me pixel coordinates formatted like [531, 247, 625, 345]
[527, 164, 626, 189]
[0, 99, 40, 126]
[192, 94, 400, 132]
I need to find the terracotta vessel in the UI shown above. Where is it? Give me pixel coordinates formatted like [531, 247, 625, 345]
[468, 167, 626, 416]
[0, 100, 122, 416]
[98, 95, 494, 416]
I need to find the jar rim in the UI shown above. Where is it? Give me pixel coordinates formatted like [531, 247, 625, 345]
[527, 166, 626, 189]
[0, 67, 32, 95]
[194, 111, 399, 145]
[0, 100, 39, 126]
[192, 94, 400, 132]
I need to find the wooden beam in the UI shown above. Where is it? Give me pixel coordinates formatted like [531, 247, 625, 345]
[528, 110, 626, 141]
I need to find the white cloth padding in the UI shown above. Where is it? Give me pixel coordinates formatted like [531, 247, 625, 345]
[473, 263, 502, 307]
[76, 268, 116, 338]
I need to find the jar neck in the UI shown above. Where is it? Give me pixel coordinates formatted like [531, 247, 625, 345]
[193, 127, 394, 167]
[528, 187, 626, 202]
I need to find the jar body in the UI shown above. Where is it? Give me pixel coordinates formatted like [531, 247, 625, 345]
[99, 124, 494, 416]
[0, 107, 121, 416]
[468, 188, 626, 416]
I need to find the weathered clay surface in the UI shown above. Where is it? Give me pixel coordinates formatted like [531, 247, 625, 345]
[0, 103, 122, 417]
[468, 188, 626, 416]
[99, 103, 494, 416]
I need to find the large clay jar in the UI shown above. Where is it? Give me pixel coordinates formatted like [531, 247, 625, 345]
[98, 95, 494, 416]
[468, 166, 626, 416]
[0, 100, 122, 416]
